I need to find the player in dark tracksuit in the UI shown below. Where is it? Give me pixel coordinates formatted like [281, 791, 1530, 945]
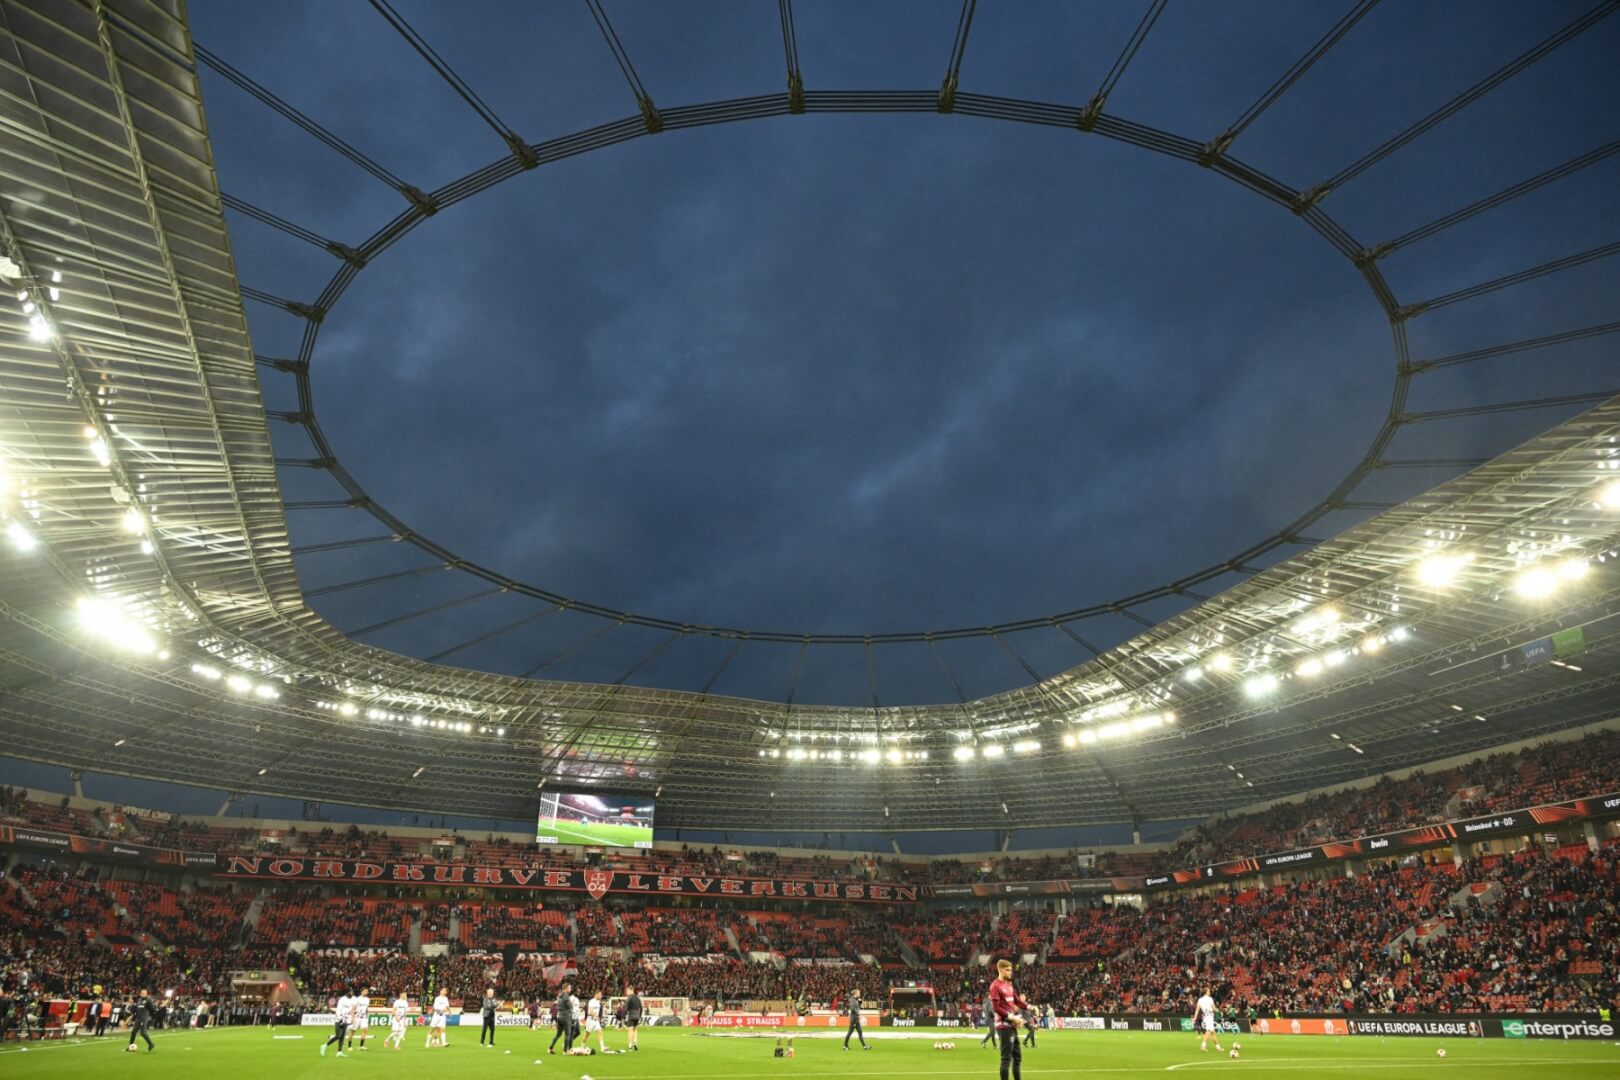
[126, 990, 155, 1052]
[981, 992, 997, 1047]
[479, 989, 498, 1046]
[842, 987, 869, 1050]
[624, 986, 643, 1051]
[549, 985, 574, 1053]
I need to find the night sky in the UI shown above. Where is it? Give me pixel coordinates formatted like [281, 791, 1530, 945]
[186, 1, 1620, 706]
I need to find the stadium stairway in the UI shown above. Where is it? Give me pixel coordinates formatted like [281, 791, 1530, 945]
[447, 905, 462, 943]
[408, 907, 424, 952]
[723, 921, 742, 956]
[241, 892, 266, 938]
[895, 934, 923, 968]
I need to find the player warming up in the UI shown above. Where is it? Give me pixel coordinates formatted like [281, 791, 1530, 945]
[480, 988, 498, 1047]
[347, 987, 371, 1052]
[319, 989, 351, 1058]
[1194, 987, 1222, 1053]
[842, 985, 870, 1050]
[385, 992, 409, 1050]
[990, 959, 1031, 1080]
[425, 988, 450, 1048]
[124, 989, 155, 1053]
[585, 990, 608, 1052]
[624, 984, 643, 1051]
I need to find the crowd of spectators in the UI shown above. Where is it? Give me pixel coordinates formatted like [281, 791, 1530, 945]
[4, 836, 1616, 1019]
[1154, 727, 1620, 872]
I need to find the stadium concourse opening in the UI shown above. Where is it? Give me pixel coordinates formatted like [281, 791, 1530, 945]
[4, 2, 1620, 1078]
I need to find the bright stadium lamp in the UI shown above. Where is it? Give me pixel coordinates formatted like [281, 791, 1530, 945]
[1415, 552, 1469, 587]
[1557, 556, 1589, 581]
[1243, 673, 1279, 698]
[5, 520, 35, 551]
[1514, 565, 1557, 599]
[952, 745, 974, 761]
[1295, 657, 1323, 678]
[1596, 479, 1620, 509]
[982, 743, 1005, 758]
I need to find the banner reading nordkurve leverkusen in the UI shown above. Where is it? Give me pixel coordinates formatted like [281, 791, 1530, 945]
[214, 855, 922, 902]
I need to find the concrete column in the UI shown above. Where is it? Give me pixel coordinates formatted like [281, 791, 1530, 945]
[1583, 821, 1600, 853]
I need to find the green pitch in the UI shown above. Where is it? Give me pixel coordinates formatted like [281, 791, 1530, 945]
[537, 819, 651, 847]
[4, 1024, 1618, 1079]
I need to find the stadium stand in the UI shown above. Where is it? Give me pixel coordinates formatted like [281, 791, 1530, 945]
[3, 727, 1618, 1026]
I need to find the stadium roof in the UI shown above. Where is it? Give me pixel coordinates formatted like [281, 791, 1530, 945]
[1, 0, 1618, 831]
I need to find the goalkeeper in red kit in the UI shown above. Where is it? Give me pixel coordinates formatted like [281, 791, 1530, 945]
[989, 958, 1031, 1080]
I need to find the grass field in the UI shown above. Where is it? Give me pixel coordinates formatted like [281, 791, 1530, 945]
[3, 1024, 1617, 1079]
[536, 820, 651, 847]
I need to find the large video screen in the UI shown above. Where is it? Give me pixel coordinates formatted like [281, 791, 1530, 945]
[536, 791, 655, 849]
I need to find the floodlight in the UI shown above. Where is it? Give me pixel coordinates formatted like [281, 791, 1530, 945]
[1514, 565, 1557, 599]
[952, 745, 974, 761]
[1556, 557, 1588, 581]
[1209, 654, 1233, 672]
[1243, 673, 1279, 698]
[121, 508, 144, 533]
[6, 520, 35, 551]
[1061, 732, 1076, 748]
[1078, 730, 1098, 746]
[982, 743, 1005, 758]
[1295, 658, 1323, 678]
[1012, 739, 1040, 754]
[225, 674, 252, 693]
[27, 315, 51, 342]
[1415, 552, 1468, 587]
[1597, 480, 1620, 509]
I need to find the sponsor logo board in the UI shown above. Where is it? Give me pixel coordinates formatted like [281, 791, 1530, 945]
[1502, 1019, 1615, 1040]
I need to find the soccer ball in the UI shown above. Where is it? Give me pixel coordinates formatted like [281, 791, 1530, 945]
[1437, 1048, 1447, 1058]
[1232, 1043, 1240, 1051]
[1229, 1048, 1240, 1059]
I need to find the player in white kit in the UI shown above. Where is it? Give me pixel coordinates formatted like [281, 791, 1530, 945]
[585, 991, 607, 1052]
[426, 990, 450, 1048]
[385, 993, 408, 1050]
[1194, 988, 1222, 1053]
[347, 988, 372, 1051]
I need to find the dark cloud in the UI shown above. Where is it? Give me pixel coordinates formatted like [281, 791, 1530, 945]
[188, 1, 1620, 702]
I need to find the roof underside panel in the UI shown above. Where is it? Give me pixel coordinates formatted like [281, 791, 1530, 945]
[0, 0, 1617, 829]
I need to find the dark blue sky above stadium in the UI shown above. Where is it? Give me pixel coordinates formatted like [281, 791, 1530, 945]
[189, 1, 1620, 705]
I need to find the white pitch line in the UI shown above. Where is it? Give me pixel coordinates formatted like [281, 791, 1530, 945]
[1165, 1059, 1601, 1072]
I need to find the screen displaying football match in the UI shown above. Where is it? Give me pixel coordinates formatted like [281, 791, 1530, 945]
[536, 791, 656, 848]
